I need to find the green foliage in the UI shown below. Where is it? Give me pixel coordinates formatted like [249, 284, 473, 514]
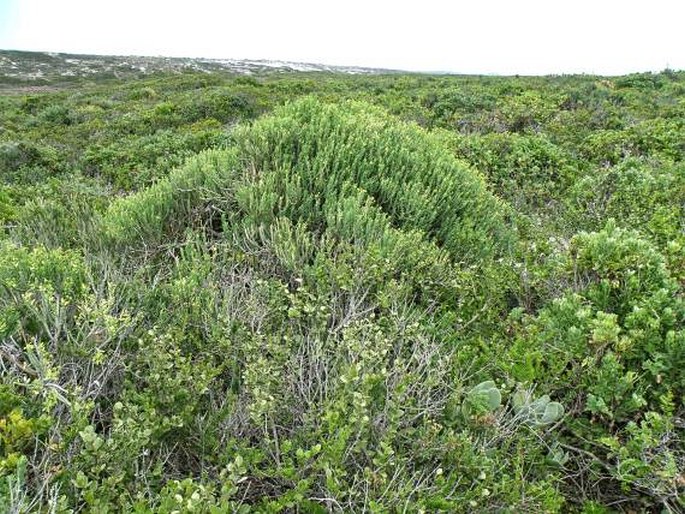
[583, 118, 685, 165]
[462, 380, 502, 418]
[233, 97, 511, 261]
[447, 131, 576, 211]
[1, 64, 684, 512]
[0, 140, 63, 180]
[100, 148, 238, 255]
[83, 126, 230, 189]
[567, 158, 685, 246]
[496, 90, 564, 133]
[506, 223, 684, 509]
[0, 241, 86, 338]
[11, 175, 110, 248]
[512, 390, 565, 426]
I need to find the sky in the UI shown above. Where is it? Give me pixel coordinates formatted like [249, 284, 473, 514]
[0, 0, 684, 75]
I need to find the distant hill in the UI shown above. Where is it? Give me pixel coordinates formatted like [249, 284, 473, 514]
[0, 49, 399, 86]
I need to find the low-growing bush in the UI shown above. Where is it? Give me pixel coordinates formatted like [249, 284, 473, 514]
[505, 223, 685, 508]
[2, 65, 684, 512]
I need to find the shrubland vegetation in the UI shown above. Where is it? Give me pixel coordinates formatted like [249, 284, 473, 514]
[1, 60, 684, 512]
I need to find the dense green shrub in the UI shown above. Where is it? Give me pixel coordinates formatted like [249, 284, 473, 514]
[582, 118, 685, 165]
[232, 98, 511, 261]
[11, 175, 110, 248]
[566, 158, 685, 246]
[0, 141, 61, 178]
[496, 90, 564, 133]
[506, 223, 685, 508]
[82, 127, 230, 189]
[100, 148, 238, 254]
[0, 241, 86, 339]
[446, 131, 576, 212]
[1, 64, 684, 512]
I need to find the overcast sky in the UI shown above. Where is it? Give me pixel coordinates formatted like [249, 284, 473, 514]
[1, 0, 683, 75]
